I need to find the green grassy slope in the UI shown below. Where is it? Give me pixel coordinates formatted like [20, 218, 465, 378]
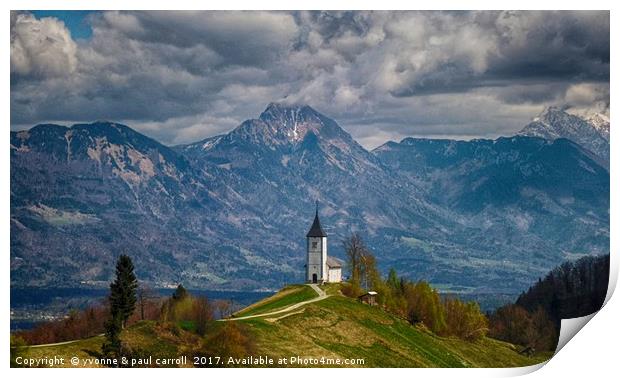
[236, 288, 551, 367]
[14, 335, 106, 368]
[13, 321, 198, 368]
[12, 284, 552, 368]
[233, 284, 317, 317]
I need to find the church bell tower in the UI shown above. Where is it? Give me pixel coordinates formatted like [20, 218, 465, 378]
[306, 201, 327, 283]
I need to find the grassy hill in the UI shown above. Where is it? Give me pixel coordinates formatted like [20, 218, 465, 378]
[12, 321, 200, 368]
[235, 285, 551, 367]
[233, 284, 317, 317]
[12, 284, 552, 368]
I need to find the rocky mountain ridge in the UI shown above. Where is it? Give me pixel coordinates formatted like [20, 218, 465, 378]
[10, 105, 610, 295]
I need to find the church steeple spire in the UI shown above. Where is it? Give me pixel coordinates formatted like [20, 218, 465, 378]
[306, 201, 327, 237]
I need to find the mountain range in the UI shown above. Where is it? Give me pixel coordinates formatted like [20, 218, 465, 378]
[10, 104, 610, 296]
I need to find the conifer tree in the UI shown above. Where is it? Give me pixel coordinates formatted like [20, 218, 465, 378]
[102, 315, 122, 365]
[109, 254, 138, 328]
[102, 254, 137, 363]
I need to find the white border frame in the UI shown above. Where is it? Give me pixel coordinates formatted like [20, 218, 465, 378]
[3, 2, 617, 377]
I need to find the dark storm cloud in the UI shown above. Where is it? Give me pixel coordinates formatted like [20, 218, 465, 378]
[391, 11, 609, 97]
[102, 11, 298, 68]
[496, 83, 568, 105]
[10, 10, 610, 148]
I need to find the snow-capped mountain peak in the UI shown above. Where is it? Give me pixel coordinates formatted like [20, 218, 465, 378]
[206, 103, 354, 152]
[586, 113, 610, 140]
[256, 102, 328, 143]
[519, 107, 610, 162]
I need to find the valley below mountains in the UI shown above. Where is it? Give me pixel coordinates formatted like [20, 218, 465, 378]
[10, 103, 610, 297]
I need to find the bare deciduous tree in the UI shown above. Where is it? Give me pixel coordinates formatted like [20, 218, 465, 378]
[137, 283, 157, 320]
[214, 299, 232, 319]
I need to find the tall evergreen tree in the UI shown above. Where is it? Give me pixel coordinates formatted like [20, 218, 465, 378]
[102, 315, 123, 365]
[109, 254, 138, 328]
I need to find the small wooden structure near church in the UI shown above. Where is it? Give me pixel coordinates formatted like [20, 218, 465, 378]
[358, 291, 378, 306]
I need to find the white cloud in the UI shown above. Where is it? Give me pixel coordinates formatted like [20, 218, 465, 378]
[563, 83, 610, 117]
[11, 12, 77, 78]
[564, 83, 609, 107]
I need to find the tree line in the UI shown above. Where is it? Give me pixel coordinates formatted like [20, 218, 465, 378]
[488, 254, 609, 352]
[340, 233, 609, 350]
[341, 233, 488, 341]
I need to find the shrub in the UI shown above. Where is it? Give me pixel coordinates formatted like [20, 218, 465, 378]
[160, 288, 214, 337]
[341, 282, 364, 298]
[404, 281, 446, 334]
[197, 322, 255, 367]
[443, 297, 488, 341]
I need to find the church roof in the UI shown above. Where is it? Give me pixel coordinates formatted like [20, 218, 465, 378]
[327, 256, 342, 268]
[306, 205, 327, 237]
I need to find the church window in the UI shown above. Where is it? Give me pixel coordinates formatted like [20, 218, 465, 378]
[312, 241, 318, 248]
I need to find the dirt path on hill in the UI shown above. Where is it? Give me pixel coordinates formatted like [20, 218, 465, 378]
[219, 284, 328, 321]
[25, 334, 104, 348]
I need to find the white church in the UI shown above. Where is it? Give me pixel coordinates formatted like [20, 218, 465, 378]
[306, 203, 342, 284]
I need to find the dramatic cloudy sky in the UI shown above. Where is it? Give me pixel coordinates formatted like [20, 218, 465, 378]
[10, 10, 609, 148]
